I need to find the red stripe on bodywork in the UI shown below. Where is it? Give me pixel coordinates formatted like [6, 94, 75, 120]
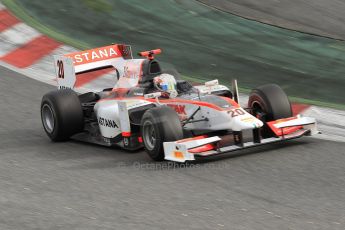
[0, 10, 20, 32]
[122, 132, 131, 137]
[0, 35, 61, 68]
[98, 96, 235, 111]
[219, 96, 240, 107]
[189, 143, 215, 153]
[267, 117, 303, 136]
[291, 103, 310, 116]
[145, 98, 224, 111]
[75, 68, 113, 87]
[176, 135, 216, 153]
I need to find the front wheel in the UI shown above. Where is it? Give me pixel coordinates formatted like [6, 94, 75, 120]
[248, 84, 292, 136]
[140, 106, 183, 161]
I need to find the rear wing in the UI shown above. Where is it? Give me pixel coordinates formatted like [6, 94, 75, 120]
[54, 44, 133, 89]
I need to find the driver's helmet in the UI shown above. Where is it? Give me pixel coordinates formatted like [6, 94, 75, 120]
[153, 73, 178, 98]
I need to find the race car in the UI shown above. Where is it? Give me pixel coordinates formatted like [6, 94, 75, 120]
[41, 44, 319, 162]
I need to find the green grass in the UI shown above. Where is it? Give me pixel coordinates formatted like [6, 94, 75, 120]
[81, 0, 112, 13]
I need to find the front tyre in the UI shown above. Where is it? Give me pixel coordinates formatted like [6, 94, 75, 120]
[140, 106, 183, 161]
[248, 84, 292, 136]
[41, 89, 84, 141]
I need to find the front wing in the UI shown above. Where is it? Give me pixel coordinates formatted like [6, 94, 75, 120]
[163, 116, 319, 162]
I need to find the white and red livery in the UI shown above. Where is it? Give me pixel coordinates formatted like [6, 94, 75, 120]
[41, 44, 319, 162]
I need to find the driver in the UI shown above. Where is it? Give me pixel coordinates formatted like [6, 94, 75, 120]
[153, 73, 178, 98]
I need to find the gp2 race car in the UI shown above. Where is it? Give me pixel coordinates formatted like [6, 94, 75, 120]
[41, 44, 319, 162]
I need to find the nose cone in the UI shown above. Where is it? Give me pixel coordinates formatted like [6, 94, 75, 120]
[230, 113, 264, 131]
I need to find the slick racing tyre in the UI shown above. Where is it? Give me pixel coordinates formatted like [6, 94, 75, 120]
[248, 84, 292, 136]
[141, 106, 183, 161]
[41, 89, 84, 141]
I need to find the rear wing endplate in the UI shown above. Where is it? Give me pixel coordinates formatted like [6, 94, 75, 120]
[54, 56, 76, 90]
[53, 44, 133, 90]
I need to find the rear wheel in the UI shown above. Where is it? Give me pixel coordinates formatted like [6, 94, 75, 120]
[41, 89, 84, 141]
[141, 106, 183, 161]
[248, 84, 292, 136]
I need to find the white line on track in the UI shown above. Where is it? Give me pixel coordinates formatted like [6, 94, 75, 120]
[303, 106, 345, 143]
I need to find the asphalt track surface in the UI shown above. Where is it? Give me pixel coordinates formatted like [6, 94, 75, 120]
[1, 66, 345, 229]
[198, 0, 345, 40]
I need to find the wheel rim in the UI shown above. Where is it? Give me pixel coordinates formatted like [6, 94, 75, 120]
[252, 101, 265, 120]
[42, 104, 55, 133]
[143, 120, 156, 150]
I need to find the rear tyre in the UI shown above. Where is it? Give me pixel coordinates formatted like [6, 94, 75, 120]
[41, 89, 84, 141]
[140, 106, 183, 161]
[248, 84, 292, 136]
